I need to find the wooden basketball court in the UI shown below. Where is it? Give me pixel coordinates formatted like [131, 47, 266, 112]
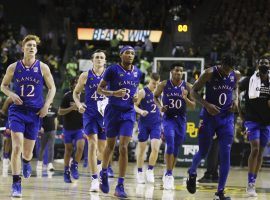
[0, 161, 269, 199]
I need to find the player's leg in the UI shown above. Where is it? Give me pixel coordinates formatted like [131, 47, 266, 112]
[146, 124, 161, 183]
[97, 138, 106, 171]
[23, 115, 41, 179]
[214, 115, 234, 200]
[11, 131, 23, 197]
[97, 123, 106, 173]
[187, 119, 213, 194]
[163, 124, 175, 190]
[244, 121, 260, 197]
[2, 132, 11, 170]
[87, 133, 99, 192]
[63, 129, 73, 183]
[37, 131, 49, 170]
[22, 138, 36, 178]
[64, 143, 73, 183]
[87, 134, 98, 175]
[83, 138, 88, 168]
[47, 130, 56, 171]
[136, 124, 148, 184]
[100, 136, 117, 193]
[198, 137, 219, 183]
[114, 120, 134, 198]
[71, 136, 84, 180]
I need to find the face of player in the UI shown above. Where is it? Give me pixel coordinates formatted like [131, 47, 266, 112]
[148, 79, 160, 91]
[171, 66, 183, 82]
[120, 50, 135, 65]
[22, 40, 37, 57]
[92, 52, 106, 68]
[258, 58, 270, 74]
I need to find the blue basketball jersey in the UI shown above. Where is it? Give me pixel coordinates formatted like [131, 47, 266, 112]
[103, 64, 141, 110]
[162, 80, 187, 118]
[12, 60, 44, 109]
[205, 66, 236, 113]
[139, 87, 161, 124]
[85, 69, 105, 111]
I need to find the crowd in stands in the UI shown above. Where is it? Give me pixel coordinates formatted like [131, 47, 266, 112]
[205, 0, 270, 69]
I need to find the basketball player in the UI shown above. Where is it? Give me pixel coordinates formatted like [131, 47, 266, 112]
[0, 34, 56, 197]
[58, 77, 84, 183]
[135, 73, 161, 184]
[97, 46, 141, 198]
[154, 63, 195, 190]
[238, 57, 270, 197]
[186, 55, 240, 200]
[1, 97, 13, 171]
[73, 49, 107, 191]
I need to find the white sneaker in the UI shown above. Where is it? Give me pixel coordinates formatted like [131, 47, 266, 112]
[36, 161, 43, 171]
[163, 175, 174, 190]
[146, 169, 155, 183]
[47, 163, 55, 171]
[246, 183, 258, 197]
[137, 171, 145, 184]
[90, 178, 99, 192]
[2, 158, 10, 170]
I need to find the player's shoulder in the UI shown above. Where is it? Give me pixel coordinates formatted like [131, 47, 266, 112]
[80, 71, 88, 79]
[233, 70, 241, 80]
[7, 62, 18, 70]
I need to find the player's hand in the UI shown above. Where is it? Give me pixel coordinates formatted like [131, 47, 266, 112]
[39, 127, 44, 134]
[205, 102, 220, 116]
[133, 93, 138, 103]
[77, 103, 86, 113]
[181, 88, 188, 100]
[113, 89, 127, 98]
[160, 105, 168, 112]
[5, 128, 11, 135]
[37, 104, 50, 118]
[10, 93, 23, 105]
[140, 110, 149, 117]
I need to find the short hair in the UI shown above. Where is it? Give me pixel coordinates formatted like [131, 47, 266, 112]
[91, 49, 106, 59]
[22, 35, 41, 47]
[150, 73, 160, 81]
[257, 56, 269, 64]
[221, 54, 236, 66]
[170, 62, 184, 71]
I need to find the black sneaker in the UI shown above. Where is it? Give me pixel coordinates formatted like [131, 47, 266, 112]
[198, 175, 212, 183]
[214, 190, 231, 200]
[186, 173, 197, 194]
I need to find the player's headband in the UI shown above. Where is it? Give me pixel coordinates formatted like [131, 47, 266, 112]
[120, 46, 135, 54]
